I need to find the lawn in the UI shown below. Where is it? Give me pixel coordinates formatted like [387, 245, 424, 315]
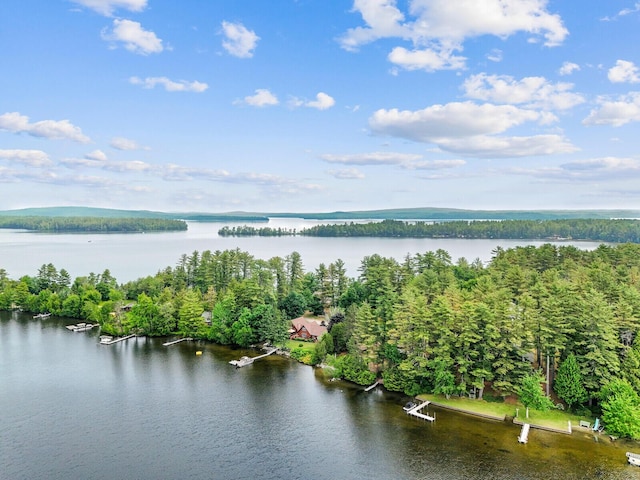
[417, 393, 594, 432]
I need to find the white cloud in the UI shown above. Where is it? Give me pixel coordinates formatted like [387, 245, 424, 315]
[583, 92, 640, 127]
[368, 102, 577, 157]
[608, 60, 640, 84]
[221, 21, 259, 58]
[402, 159, 466, 169]
[486, 48, 503, 62]
[237, 89, 279, 107]
[129, 76, 209, 92]
[0, 149, 52, 167]
[85, 150, 107, 161]
[321, 152, 423, 165]
[510, 157, 640, 182]
[387, 46, 466, 71]
[102, 19, 163, 55]
[0, 112, 90, 143]
[70, 0, 147, 16]
[462, 73, 585, 110]
[559, 61, 580, 76]
[601, 2, 640, 21]
[327, 168, 365, 179]
[305, 92, 336, 110]
[340, 0, 568, 71]
[110, 136, 143, 150]
[370, 102, 551, 140]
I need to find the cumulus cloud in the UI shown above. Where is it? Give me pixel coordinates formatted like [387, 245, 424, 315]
[236, 89, 279, 107]
[129, 76, 209, 92]
[368, 102, 577, 157]
[110, 136, 144, 150]
[221, 21, 259, 58]
[0, 149, 52, 167]
[462, 73, 585, 110]
[70, 0, 146, 16]
[85, 150, 108, 161]
[340, 0, 568, 71]
[0, 112, 90, 143]
[583, 92, 640, 127]
[102, 19, 163, 55]
[608, 60, 640, 83]
[305, 92, 336, 110]
[559, 61, 580, 76]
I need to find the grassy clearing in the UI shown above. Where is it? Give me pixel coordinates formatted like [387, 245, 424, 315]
[417, 393, 594, 432]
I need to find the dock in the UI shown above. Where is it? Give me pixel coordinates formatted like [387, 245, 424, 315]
[518, 423, 530, 444]
[230, 348, 277, 367]
[365, 380, 381, 392]
[162, 337, 193, 346]
[406, 401, 436, 422]
[100, 334, 137, 345]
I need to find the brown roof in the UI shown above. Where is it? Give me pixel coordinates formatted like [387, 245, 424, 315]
[291, 317, 327, 338]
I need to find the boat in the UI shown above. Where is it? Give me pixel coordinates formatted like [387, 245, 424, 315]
[99, 335, 113, 344]
[403, 401, 417, 412]
[627, 452, 640, 466]
[33, 313, 51, 319]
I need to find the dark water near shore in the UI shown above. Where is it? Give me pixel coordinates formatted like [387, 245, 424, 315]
[2, 312, 638, 480]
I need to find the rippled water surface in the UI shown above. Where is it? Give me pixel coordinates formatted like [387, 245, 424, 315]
[1, 312, 638, 480]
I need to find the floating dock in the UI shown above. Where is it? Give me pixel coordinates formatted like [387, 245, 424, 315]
[162, 337, 193, 346]
[405, 401, 436, 422]
[518, 423, 530, 444]
[230, 348, 277, 367]
[99, 334, 137, 345]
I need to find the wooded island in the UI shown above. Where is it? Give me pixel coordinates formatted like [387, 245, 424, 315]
[0, 216, 187, 232]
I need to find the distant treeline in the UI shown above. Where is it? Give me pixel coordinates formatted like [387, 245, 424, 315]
[218, 219, 640, 243]
[0, 216, 187, 232]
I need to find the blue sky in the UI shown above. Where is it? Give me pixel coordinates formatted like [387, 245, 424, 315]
[1, 0, 640, 213]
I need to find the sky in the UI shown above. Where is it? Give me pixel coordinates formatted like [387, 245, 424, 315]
[1, 0, 640, 213]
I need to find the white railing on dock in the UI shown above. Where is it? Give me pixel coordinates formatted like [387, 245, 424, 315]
[162, 337, 193, 346]
[406, 401, 436, 422]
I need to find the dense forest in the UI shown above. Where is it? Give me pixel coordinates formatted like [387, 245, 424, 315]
[219, 218, 640, 243]
[3, 242, 640, 438]
[0, 216, 187, 232]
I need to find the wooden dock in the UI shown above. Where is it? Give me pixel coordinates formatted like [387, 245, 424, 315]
[518, 423, 530, 444]
[100, 334, 137, 345]
[406, 401, 436, 422]
[230, 348, 277, 367]
[365, 380, 381, 392]
[162, 337, 193, 346]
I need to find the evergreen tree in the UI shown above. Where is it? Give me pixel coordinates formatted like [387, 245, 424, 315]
[554, 353, 587, 410]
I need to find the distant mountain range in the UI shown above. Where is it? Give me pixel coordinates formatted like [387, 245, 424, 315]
[1, 206, 639, 221]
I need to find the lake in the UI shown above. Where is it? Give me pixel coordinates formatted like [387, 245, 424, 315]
[0, 219, 605, 283]
[1, 311, 636, 480]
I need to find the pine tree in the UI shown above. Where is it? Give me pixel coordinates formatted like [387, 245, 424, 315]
[554, 353, 587, 410]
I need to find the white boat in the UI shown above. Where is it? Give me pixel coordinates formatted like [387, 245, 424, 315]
[229, 356, 253, 367]
[99, 335, 113, 344]
[66, 323, 97, 332]
[33, 313, 51, 319]
[627, 452, 640, 466]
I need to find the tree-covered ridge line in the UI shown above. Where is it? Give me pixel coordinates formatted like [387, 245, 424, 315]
[3, 242, 640, 438]
[3, 205, 640, 222]
[0, 216, 188, 232]
[219, 219, 640, 243]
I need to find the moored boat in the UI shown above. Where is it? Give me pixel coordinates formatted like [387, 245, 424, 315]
[627, 452, 640, 466]
[33, 313, 51, 319]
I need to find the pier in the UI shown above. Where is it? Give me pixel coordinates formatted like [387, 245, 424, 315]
[100, 334, 137, 345]
[230, 348, 277, 367]
[162, 337, 193, 346]
[365, 380, 381, 392]
[406, 401, 436, 422]
[518, 423, 530, 444]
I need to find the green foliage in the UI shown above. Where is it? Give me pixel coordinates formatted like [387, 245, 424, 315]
[0, 216, 186, 232]
[554, 353, 587, 410]
[599, 379, 640, 439]
[519, 371, 554, 411]
[330, 354, 376, 386]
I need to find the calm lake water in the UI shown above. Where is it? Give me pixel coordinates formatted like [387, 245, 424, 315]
[1, 312, 639, 480]
[0, 219, 605, 282]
